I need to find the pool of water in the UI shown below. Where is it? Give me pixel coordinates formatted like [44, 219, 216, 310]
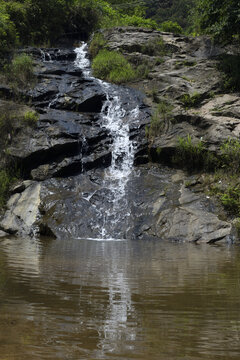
[0, 237, 240, 360]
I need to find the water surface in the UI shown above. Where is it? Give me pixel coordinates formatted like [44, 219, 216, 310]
[0, 237, 240, 359]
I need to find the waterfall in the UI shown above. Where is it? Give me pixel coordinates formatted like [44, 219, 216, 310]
[74, 43, 91, 78]
[74, 43, 139, 240]
[40, 49, 52, 62]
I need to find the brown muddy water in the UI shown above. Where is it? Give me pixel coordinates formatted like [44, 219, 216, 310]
[0, 237, 240, 360]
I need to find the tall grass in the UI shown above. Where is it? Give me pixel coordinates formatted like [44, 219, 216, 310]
[4, 53, 35, 88]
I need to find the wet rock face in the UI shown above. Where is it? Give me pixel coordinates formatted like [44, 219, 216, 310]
[0, 34, 236, 243]
[37, 165, 234, 243]
[0, 43, 151, 238]
[5, 47, 150, 181]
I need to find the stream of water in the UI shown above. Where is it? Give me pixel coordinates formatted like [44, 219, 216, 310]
[75, 43, 139, 240]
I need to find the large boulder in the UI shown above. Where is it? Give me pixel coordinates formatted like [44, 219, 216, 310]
[0, 181, 41, 235]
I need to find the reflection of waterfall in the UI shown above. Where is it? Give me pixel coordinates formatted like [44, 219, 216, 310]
[74, 43, 139, 240]
[97, 270, 136, 355]
[88, 242, 136, 357]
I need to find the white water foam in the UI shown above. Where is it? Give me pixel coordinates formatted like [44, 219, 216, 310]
[74, 43, 140, 239]
[40, 49, 53, 62]
[74, 43, 91, 77]
[76, 237, 126, 242]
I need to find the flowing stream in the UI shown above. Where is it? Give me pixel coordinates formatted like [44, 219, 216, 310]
[75, 43, 139, 240]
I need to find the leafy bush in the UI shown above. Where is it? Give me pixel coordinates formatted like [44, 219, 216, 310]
[4, 53, 35, 88]
[99, 3, 158, 30]
[92, 50, 137, 83]
[65, 0, 101, 41]
[220, 138, 240, 172]
[145, 0, 194, 30]
[191, 0, 240, 42]
[4, 1, 29, 44]
[208, 171, 240, 218]
[89, 33, 107, 58]
[220, 185, 240, 215]
[160, 20, 183, 34]
[118, 14, 158, 29]
[180, 92, 202, 109]
[0, 3, 18, 55]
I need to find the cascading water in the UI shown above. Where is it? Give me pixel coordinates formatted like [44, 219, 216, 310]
[74, 43, 92, 78]
[40, 49, 52, 62]
[74, 43, 139, 240]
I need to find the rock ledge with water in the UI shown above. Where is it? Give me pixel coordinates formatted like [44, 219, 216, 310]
[0, 32, 237, 243]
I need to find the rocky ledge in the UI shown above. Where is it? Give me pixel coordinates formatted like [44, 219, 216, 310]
[101, 27, 240, 156]
[0, 28, 239, 243]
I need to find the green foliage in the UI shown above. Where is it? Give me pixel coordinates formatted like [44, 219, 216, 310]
[174, 135, 205, 169]
[220, 138, 240, 172]
[89, 33, 107, 58]
[4, 53, 35, 88]
[180, 92, 201, 109]
[208, 170, 240, 219]
[116, 14, 158, 29]
[218, 55, 240, 91]
[0, 2, 18, 54]
[107, 0, 146, 17]
[0, 169, 18, 208]
[160, 20, 183, 34]
[144, 0, 195, 30]
[204, 139, 240, 218]
[22, 111, 39, 127]
[0, 0, 159, 52]
[92, 49, 137, 83]
[146, 100, 173, 138]
[220, 185, 240, 215]
[191, 0, 240, 42]
[3, 0, 101, 45]
[173, 135, 218, 170]
[65, 0, 101, 40]
[4, 1, 29, 44]
[99, 2, 158, 30]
